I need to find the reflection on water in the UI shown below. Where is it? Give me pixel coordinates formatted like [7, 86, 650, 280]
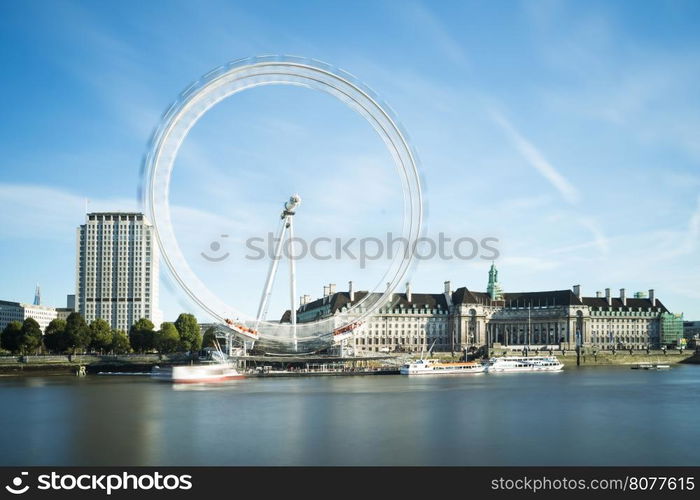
[1, 366, 699, 465]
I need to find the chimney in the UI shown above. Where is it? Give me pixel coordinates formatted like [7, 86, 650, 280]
[620, 288, 627, 306]
[323, 285, 329, 297]
[649, 289, 656, 307]
[406, 282, 412, 302]
[596, 291, 602, 298]
[304, 294, 311, 305]
[573, 285, 581, 299]
[605, 288, 611, 306]
[299, 295, 305, 306]
[329, 283, 336, 295]
[348, 281, 354, 301]
[444, 281, 453, 307]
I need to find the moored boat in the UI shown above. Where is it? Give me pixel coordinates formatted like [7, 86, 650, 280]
[486, 355, 563, 373]
[400, 358, 486, 375]
[631, 363, 670, 370]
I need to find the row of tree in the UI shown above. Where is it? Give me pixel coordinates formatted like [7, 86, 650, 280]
[128, 314, 208, 354]
[0, 311, 217, 355]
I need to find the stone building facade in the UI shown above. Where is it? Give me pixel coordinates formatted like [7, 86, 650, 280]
[292, 264, 673, 353]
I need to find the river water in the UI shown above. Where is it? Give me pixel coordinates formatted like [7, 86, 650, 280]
[1, 365, 698, 466]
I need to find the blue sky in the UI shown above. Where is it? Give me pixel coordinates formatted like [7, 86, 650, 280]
[1, 0, 699, 322]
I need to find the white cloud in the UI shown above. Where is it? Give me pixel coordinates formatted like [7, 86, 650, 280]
[664, 195, 700, 258]
[0, 183, 137, 240]
[491, 110, 581, 205]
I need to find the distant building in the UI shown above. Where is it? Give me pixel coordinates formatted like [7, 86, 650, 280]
[462, 284, 668, 352]
[660, 313, 685, 347]
[56, 294, 76, 321]
[0, 300, 58, 333]
[292, 266, 676, 353]
[684, 321, 700, 341]
[76, 212, 160, 332]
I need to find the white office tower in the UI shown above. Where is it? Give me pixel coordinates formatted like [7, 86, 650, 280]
[76, 213, 161, 332]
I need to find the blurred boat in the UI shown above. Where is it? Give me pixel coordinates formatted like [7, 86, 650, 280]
[151, 341, 244, 383]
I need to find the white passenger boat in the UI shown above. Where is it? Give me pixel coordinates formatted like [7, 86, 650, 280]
[151, 363, 244, 383]
[400, 359, 486, 375]
[486, 355, 563, 373]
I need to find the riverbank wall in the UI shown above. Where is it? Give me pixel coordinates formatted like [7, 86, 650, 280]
[568, 350, 699, 366]
[486, 349, 700, 366]
[0, 354, 190, 376]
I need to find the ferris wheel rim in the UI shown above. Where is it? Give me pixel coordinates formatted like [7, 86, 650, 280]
[141, 55, 423, 346]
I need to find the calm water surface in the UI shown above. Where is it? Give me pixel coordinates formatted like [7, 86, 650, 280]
[1, 365, 698, 465]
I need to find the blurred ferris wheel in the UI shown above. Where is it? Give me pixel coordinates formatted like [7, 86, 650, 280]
[141, 56, 423, 353]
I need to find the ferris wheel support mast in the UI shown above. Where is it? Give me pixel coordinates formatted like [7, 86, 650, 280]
[288, 214, 298, 352]
[255, 194, 301, 351]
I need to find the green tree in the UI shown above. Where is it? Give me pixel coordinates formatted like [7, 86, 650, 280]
[64, 312, 90, 354]
[129, 318, 155, 353]
[89, 319, 112, 353]
[18, 317, 43, 355]
[155, 322, 180, 354]
[1, 321, 22, 354]
[202, 326, 217, 348]
[44, 318, 68, 353]
[175, 313, 201, 352]
[110, 329, 131, 354]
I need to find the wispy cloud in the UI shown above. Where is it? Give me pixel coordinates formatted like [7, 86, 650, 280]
[524, 1, 700, 162]
[402, 2, 469, 68]
[0, 184, 137, 240]
[677, 195, 700, 256]
[491, 110, 581, 205]
[500, 256, 561, 272]
[489, 109, 615, 261]
[576, 216, 610, 255]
